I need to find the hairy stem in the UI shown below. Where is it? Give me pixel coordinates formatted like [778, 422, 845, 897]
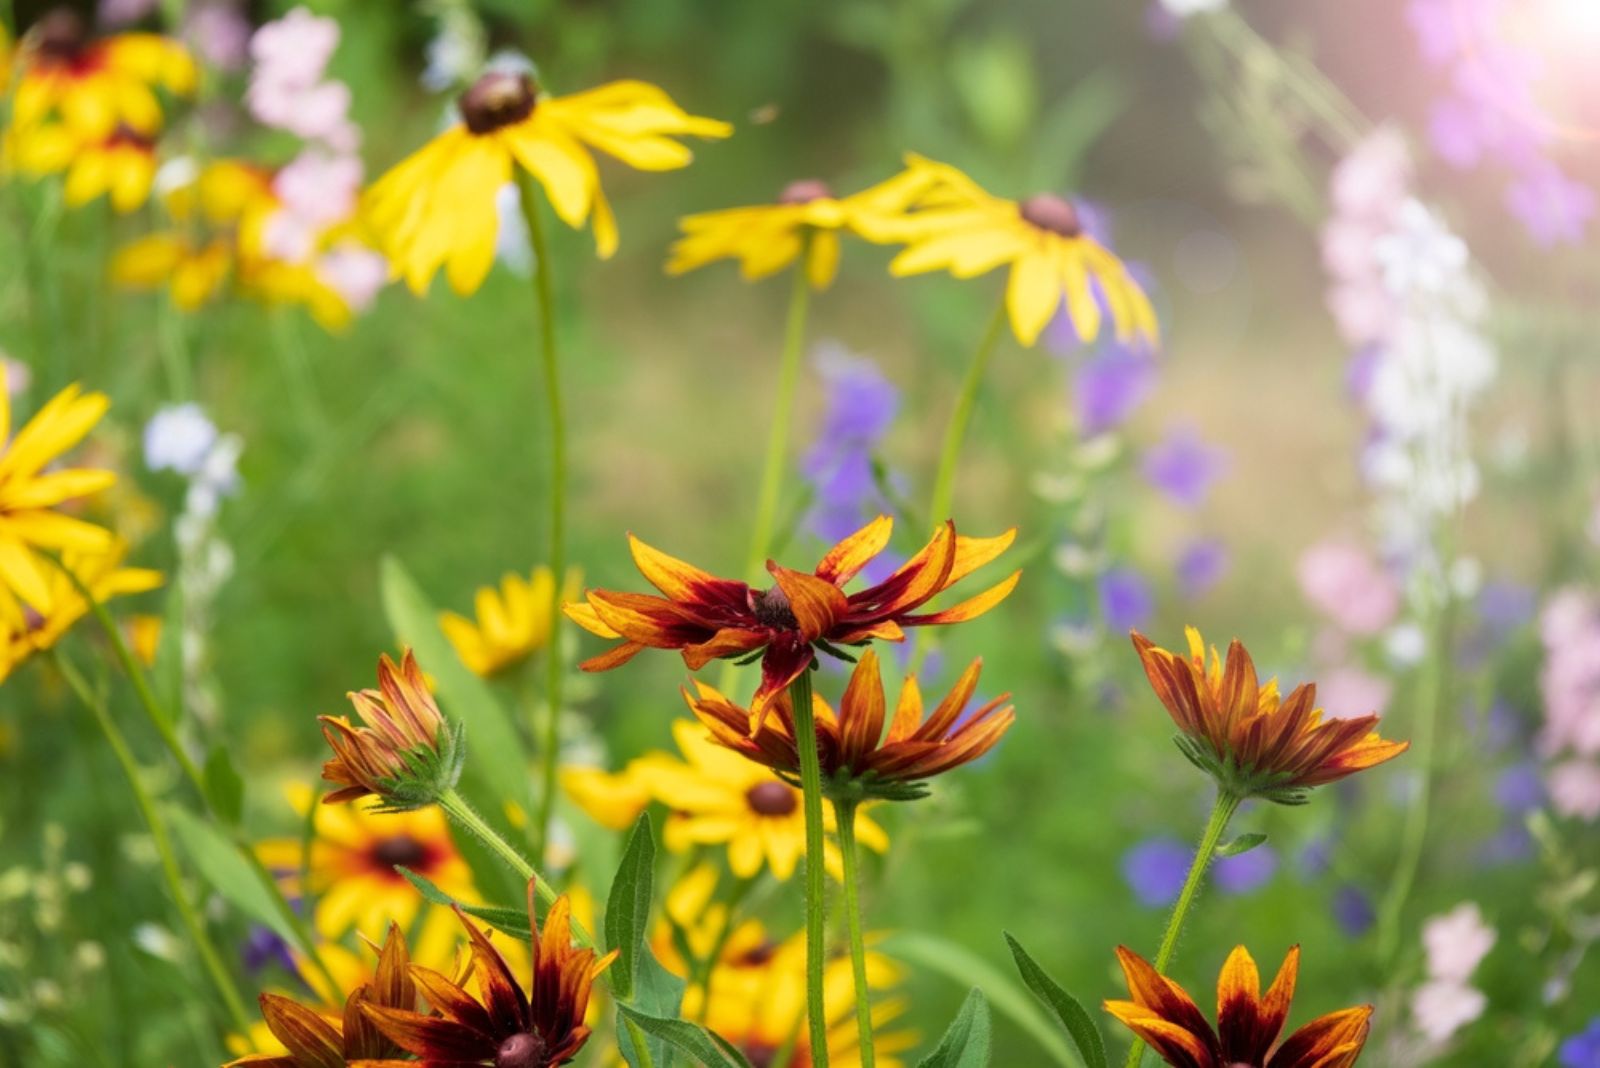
[789, 669, 832, 1068]
[835, 799, 877, 1068]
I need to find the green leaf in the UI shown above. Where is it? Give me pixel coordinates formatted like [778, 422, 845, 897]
[395, 866, 532, 940]
[1004, 934, 1108, 1068]
[1216, 833, 1268, 858]
[202, 745, 244, 826]
[151, 583, 186, 723]
[606, 813, 655, 1002]
[165, 806, 295, 945]
[887, 931, 1080, 1067]
[618, 1005, 754, 1068]
[618, 949, 686, 1068]
[379, 555, 530, 812]
[917, 988, 992, 1068]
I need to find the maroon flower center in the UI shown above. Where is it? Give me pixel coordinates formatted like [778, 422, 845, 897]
[459, 72, 538, 135]
[29, 9, 87, 63]
[745, 781, 798, 816]
[371, 834, 430, 870]
[1018, 193, 1083, 238]
[496, 1032, 548, 1068]
[778, 179, 833, 205]
[734, 939, 780, 966]
[749, 586, 798, 630]
[22, 607, 46, 633]
[744, 1043, 781, 1068]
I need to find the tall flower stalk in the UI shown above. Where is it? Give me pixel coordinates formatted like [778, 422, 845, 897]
[928, 301, 1007, 527]
[514, 169, 569, 867]
[834, 798, 877, 1068]
[786, 667, 832, 1068]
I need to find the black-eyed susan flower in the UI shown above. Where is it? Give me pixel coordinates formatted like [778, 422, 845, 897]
[7, 10, 195, 141]
[364, 70, 730, 294]
[440, 565, 582, 678]
[0, 382, 116, 614]
[361, 881, 616, 1068]
[665, 175, 927, 290]
[565, 515, 1019, 722]
[648, 862, 768, 979]
[255, 783, 478, 944]
[223, 921, 418, 1068]
[631, 720, 887, 881]
[559, 761, 654, 831]
[858, 153, 1158, 348]
[1104, 945, 1372, 1068]
[0, 541, 161, 682]
[687, 647, 1014, 801]
[10, 122, 158, 212]
[1131, 628, 1409, 804]
[317, 650, 465, 811]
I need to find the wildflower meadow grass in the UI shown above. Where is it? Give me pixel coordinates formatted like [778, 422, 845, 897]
[1, 1, 1598, 1066]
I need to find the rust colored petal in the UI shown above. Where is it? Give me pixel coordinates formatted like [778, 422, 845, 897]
[768, 562, 849, 641]
[1266, 1005, 1372, 1068]
[813, 514, 894, 586]
[258, 993, 345, 1068]
[838, 649, 887, 765]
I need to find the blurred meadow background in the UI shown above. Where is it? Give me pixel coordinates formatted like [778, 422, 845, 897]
[2, 0, 1599, 1065]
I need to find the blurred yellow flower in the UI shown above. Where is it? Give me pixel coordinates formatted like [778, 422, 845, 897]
[636, 720, 888, 880]
[364, 71, 731, 293]
[255, 783, 478, 943]
[0, 541, 161, 682]
[666, 175, 922, 290]
[6, 12, 194, 141]
[439, 565, 581, 677]
[125, 613, 161, 666]
[9, 122, 158, 212]
[0, 383, 116, 614]
[650, 862, 767, 979]
[860, 154, 1158, 348]
[111, 233, 233, 310]
[561, 761, 654, 831]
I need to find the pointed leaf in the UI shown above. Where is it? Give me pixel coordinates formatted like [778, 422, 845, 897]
[618, 950, 685, 1068]
[203, 745, 244, 826]
[1216, 833, 1268, 858]
[619, 1005, 754, 1068]
[917, 988, 992, 1068]
[1004, 933, 1107, 1068]
[166, 805, 296, 945]
[395, 866, 532, 940]
[606, 813, 655, 1002]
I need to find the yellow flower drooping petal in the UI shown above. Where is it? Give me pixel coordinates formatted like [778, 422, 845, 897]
[0, 540, 161, 684]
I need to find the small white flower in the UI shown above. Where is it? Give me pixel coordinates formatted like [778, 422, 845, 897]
[1383, 622, 1428, 667]
[1410, 979, 1486, 1043]
[144, 404, 220, 477]
[1422, 902, 1496, 982]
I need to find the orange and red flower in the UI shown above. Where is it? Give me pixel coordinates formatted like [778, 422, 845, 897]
[361, 882, 616, 1068]
[1104, 945, 1372, 1068]
[318, 649, 464, 810]
[686, 647, 1014, 800]
[565, 516, 1019, 723]
[1131, 627, 1408, 803]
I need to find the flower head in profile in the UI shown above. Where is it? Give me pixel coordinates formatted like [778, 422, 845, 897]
[858, 154, 1158, 347]
[7, 10, 195, 140]
[318, 650, 465, 811]
[687, 648, 1014, 801]
[225, 922, 420, 1067]
[566, 516, 1019, 723]
[440, 565, 581, 678]
[1, 541, 161, 683]
[666, 173, 928, 290]
[364, 69, 730, 294]
[0, 383, 117, 615]
[1131, 627, 1408, 803]
[362, 881, 616, 1068]
[1105, 945, 1372, 1068]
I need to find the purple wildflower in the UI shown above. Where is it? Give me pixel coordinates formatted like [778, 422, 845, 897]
[241, 924, 298, 977]
[1496, 763, 1545, 814]
[1333, 884, 1376, 935]
[1098, 567, 1154, 631]
[1142, 425, 1229, 507]
[1175, 537, 1229, 598]
[1506, 164, 1596, 248]
[1214, 844, 1278, 895]
[1072, 345, 1157, 436]
[1121, 838, 1191, 908]
[1559, 1018, 1600, 1067]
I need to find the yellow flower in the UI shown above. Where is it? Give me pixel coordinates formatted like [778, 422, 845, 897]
[860, 153, 1158, 347]
[666, 175, 924, 290]
[9, 120, 159, 212]
[7, 12, 194, 141]
[440, 565, 581, 677]
[0, 540, 161, 682]
[364, 71, 731, 294]
[635, 720, 888, 880]
[0, 383, 117, 613]
[561, 761, 654, 831]
[111, 233, 234, 310]
[699, 926, 916, 1068]
[255, 783, 479, 944]
[649, 863, 769, 979]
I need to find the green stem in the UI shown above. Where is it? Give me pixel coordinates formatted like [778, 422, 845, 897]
[270, 310, 325, 440]
[928, 300, 1007, 527]
[51, 651, 254, 1036]
[788, 669, 831, 1068]
[514, 169, 567, 869]
[436, 788, 592, 948]
[1122, 790, 1241, 1068]
[52, 558, 342, 996]
[834, 800, 876, 1068]
[1375, 600, 1450, 963]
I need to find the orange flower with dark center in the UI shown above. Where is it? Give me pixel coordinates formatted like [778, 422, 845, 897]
[565, 516, 1019, 724]
[1131, 627, 1408, 804]
[686, 647, 1014, 800]
[361, 882, 616, 1068]
[318, 649, 464, 811]
[224, 921, 417, 1067]
[1104, 945, 1372, 1068]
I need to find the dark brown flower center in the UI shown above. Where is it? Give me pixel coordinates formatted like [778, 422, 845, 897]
[1018, 193, 1083, 237]
[496, 1032, 548, 1068]
[733, 939, 780, 966]
[749, 586, 798, 630]
[371, 834, 429, 869]
[778, 179, 833, 205]
[745, 781, 798, 816]
[22, 607, 46, 633]
[459, 72, 538, 135]
[29, 9, 87, 62]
